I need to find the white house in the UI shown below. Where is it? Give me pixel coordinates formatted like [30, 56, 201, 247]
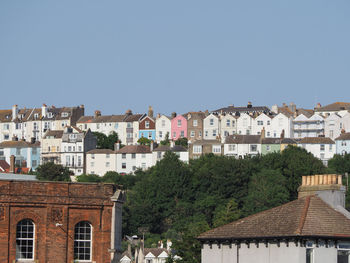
[220, 114, 237, 142]
[61, 126, 97, 176]
[293, 113, 325, 138]
[152, 144, 189, 163]
[297, 137, 335, 165]
[115, 145, 153, 174]
[198, 174, 350, 263]
[236, 113, 254, 135]
[155, 114, 172, 143]
[325, 113, 342, 140]
[77, 110, 145, 145]
[270, 113, 294, 138]
[224, 135, 261, 158]
[41, 130, 64, 164]
[203, 113, 220, 140]
[144, 248, 169, 263]
[335, 132, 350, 155]
[325, 112, 350, 140]
[86, 149, 116, 176]
[252, 113, 272, 136]
[314, 102, 350, 117]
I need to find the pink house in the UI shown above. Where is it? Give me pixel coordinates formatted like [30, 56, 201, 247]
[171, 114, 187, 141]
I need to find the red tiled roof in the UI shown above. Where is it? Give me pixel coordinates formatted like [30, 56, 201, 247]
[198, 196, 350, 241]
[116, 145, 151, 154]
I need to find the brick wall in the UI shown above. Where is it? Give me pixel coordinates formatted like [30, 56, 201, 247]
[0, 181, 121, 263]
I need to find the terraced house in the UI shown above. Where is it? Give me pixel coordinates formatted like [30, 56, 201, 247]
[199, 174, 350, 263]
[0, 104, 84, 143]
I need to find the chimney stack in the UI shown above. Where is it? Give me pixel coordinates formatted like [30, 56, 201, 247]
[298, 174, 345, 209]
[12, 105, 18, 121]
[114, 142, 121, 152]
[94, 110, 101, 118]
[10, 155, 15, 173]
[289, 102, 296, 113]
[260, 127, 265, 139]
[42, 104, 47, 118]
[148, 106, 154, 118]
[280, 129, 285, 139]
[271, 104, 278, 114]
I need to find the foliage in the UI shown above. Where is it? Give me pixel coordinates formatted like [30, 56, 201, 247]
[175, 137, 188, 148]
[160, 132, 170, 146]
[93, 131, 120, 150]
[122, 145, 332, 263]
[35, 162, 71, 181]
[76, 173, 102, 182]
[243, 169, 289, 215]
[138, 137, 152, 146]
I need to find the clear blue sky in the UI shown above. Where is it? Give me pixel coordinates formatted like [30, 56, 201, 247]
[0, 0, 349, 116]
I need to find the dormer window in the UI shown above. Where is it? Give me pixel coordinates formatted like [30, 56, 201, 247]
[34, 113, 39, 119]
[61, 112, 69, 117]
[47, 112, 53, 118]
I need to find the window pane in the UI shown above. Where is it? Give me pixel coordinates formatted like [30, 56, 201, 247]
[74, 221, 92, 261]
[16, 219, 35, 260]
[338, 250, 350, 263]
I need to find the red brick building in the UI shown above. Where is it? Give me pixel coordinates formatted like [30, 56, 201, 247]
[0, 180, 124, 263]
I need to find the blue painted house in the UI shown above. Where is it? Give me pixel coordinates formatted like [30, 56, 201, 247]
[139, 115, 156, 141]
[335, 131, 350, 155]
[0, 139, 41, 171]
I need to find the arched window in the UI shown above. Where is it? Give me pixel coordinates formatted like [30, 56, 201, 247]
[16, 219, 35, 260]
[74, 221, 92, 261]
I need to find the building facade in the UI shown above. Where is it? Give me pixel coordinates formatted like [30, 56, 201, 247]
[0, 180, 124, 263]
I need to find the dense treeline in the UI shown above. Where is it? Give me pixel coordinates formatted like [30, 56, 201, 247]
[122, 146, 331, 262]
[35, 147, 350, 263]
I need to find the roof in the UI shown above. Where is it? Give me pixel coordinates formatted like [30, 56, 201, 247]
[213, 105, 270, 115]
[198, 196, 350, 241]
[43, 130, 64, 139]
[171, 145, 188, 152]
[192, 139, 222, 145]
[186, 111, 207, 120]
[116, 145, 151, 154]
[0, 140, 40, 148]
[87, 149, 115, 154]
[124, 114, 144, 122]
[299, 137, 335, 144]
[0, 160, 10, 171]
[315, 102, 350, 112]
[0, 173, 37, 181]
[281, 138, 298, 144]
[225, 135, 261, 144]
[153, 145, 171, 152]
[0, 109, 12, 122]
[144, 248, 168, 258]
[77, 114, 125, 123]
[335, 132, 350, 141]
[297, 108, 315, 118]
[261, 138, 281, 144]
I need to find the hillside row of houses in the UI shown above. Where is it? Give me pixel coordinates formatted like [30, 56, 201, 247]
[1, 102, 350, 176]
[1, 125, 349, 177]
[1, 102, 350, 146]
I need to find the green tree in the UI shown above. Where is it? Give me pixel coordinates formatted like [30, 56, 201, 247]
[328, 154, 350, 174]
[76, 173, 102, 182]
[137, 137, 152, 146]
[160, 132, 170, 146]
[36, 162, 71, 181]
[93, 131, 120, 150]
[243, 169, 289, 215]
[213, 199, 241, 228]
[175, 137, 188, 148]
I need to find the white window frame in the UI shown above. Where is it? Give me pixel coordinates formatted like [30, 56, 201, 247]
[74, 221, 93, 262]
[16, 219, 35, 260]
